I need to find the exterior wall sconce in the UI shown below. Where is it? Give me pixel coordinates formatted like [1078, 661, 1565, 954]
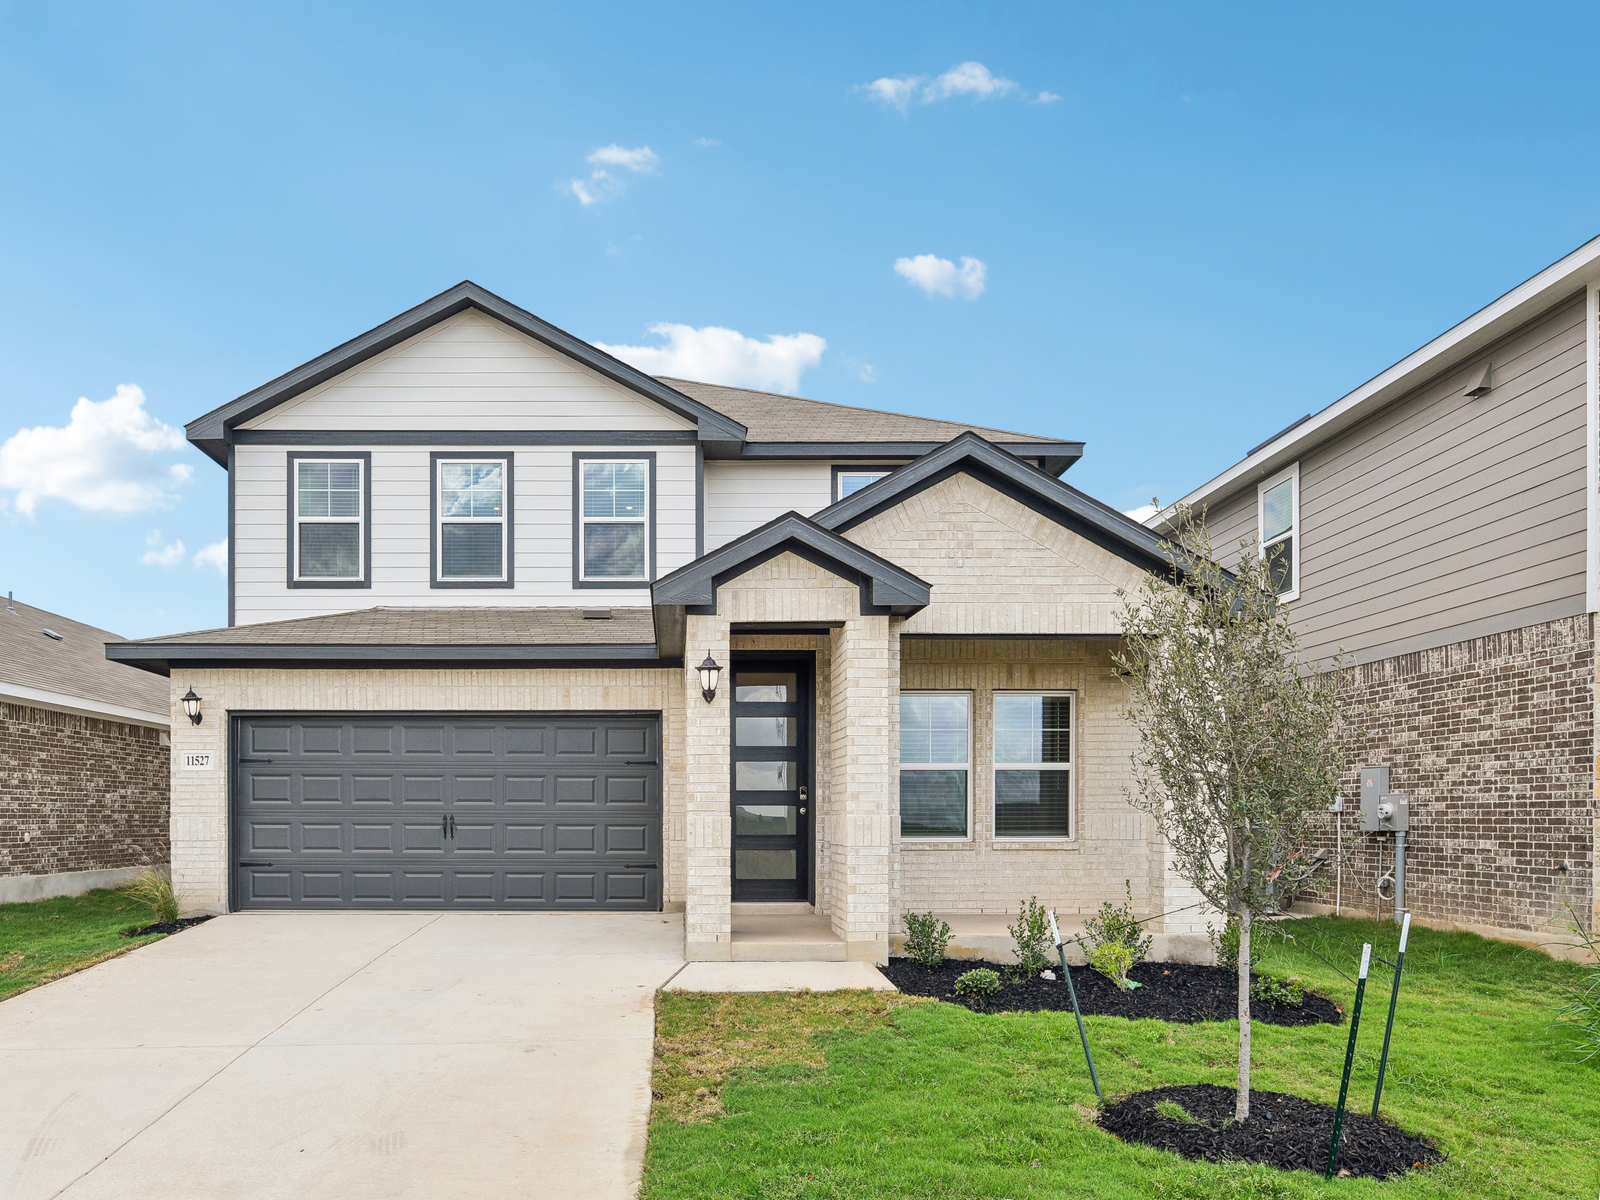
[180, 688, 204, 725]
[696, 653, 721, 704]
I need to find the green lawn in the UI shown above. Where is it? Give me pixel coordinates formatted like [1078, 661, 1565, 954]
[0, 887, 168, 1001]
[644, 917, 1600, 1199]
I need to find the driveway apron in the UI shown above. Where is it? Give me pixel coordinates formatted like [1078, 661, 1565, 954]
[0, 912, 685, 1200]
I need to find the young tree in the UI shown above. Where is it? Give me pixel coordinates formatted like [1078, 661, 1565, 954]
[1114, 508, 1349, 1121]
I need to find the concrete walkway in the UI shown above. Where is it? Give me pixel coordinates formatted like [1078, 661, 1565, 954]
[0, 912, 685, 1200]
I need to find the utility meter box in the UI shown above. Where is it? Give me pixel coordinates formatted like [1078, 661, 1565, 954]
[1359, 764, 1410, 832]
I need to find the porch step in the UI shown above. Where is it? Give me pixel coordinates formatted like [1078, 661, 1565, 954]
[731, 902, 815, 916]
[730, 912, 846, 962]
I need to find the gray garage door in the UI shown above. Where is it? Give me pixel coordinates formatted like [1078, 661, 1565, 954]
[232, 714, 662, 910]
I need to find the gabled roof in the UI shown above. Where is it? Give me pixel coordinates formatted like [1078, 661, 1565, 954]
[652, 512, 931, 614]
[814, 431, 1193, 579]
[105, 606, 660, 676]
[2, 597, 169, 723]
[660, 378, 1083, 475]
[185, 282, 749, 466]
[1158, 231, 1600, 522]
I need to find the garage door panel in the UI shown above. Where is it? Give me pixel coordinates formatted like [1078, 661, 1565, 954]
[234, 715, 661, 910]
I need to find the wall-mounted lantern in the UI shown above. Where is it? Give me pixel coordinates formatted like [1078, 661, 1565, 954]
[696, 653, 721, 704]
[180, 688, 204, 725]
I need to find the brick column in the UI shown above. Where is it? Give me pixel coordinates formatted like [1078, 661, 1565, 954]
[827, 614, 897, 962]
[683, 614, 733, 960]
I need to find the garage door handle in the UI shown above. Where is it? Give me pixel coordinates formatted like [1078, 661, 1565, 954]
[239, 758, 275, 764]
[239, 861, 274, 867]
[625, 862, 658, 870]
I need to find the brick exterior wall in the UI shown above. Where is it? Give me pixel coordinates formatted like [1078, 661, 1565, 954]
[1305, 614, 1596, 938]
[1, 701, 169, 878]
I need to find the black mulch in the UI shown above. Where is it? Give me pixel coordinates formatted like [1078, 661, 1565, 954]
[879, 958, 1342, 1027]
[123, 915, 214, 938]
[1100, 1083, 1443, 1180]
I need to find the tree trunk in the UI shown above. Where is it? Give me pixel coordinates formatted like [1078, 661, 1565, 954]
[1236, 907, 1252, 1121]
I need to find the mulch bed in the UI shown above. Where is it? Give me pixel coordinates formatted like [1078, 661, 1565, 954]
[879, 958, 1342, 1027]
[123, 915, 214, 938]
[1100, 1083, 1443, 1180]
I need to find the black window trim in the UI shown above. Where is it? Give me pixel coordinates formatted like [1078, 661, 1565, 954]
[572, 451, 656, 590]
[431, 451, 515, 590]
[285, 451, 372, 590]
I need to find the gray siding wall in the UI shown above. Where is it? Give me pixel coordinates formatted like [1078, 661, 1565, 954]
[1203, 292, 1588, 664]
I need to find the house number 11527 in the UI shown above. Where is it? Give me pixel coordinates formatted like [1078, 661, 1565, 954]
[179, 751, 215, 771]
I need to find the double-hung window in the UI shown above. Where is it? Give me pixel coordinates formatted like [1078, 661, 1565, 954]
[434, 456, 511, 585]
[899, 692, 971, 839]
[291, 455, 366, 584]
[994, 692, 1073, 839]
[577, 456, 650, 584]
[1257, 462, 1299, 600]
[834, 468, 892, 502]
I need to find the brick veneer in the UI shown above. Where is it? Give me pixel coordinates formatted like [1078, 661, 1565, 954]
[1307, 614, 1596, 938]
[1, 701, 169, 878]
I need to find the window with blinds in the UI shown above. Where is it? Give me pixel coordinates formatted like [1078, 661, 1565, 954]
[293, 458, 364, 581]
[436, 458, 508, 582]
[579, 458, 648, 581]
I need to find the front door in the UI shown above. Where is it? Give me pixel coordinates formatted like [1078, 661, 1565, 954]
[729, 656, 813, 902]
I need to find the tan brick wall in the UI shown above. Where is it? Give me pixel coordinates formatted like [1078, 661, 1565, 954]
[683, 614, 732, 955]
[166, 666, 684, 913]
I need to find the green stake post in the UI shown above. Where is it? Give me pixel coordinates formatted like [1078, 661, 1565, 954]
[1325, 943, 1372, 1181]
[1371, 911, 1411, 1118]
[1049, 910, 1102, 1102]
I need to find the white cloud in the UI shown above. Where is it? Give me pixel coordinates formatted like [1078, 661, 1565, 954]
[858, 61, 1052, 110]
[1124, 504, 1160, 524]
[692, 137, 721, 147]
[894, 254, 988, 300]
[140, 529, 186, 567]
[0, 385, 192, 517]
[595, 324, 826, 394]
[926, 61, 1018, 102]
[570, 144, 659, 205]
[859, 364, 878, 384]
[586, 144, 659, 173]
[193, 539, 228, 574]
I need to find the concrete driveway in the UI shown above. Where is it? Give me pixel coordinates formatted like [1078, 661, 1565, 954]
[0, 912, 685, 1200]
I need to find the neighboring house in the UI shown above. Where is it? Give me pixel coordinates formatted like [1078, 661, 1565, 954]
[1153, 236, 1600, 946]
[107, 281, 1213, 964]
[1, 595, 170, 902]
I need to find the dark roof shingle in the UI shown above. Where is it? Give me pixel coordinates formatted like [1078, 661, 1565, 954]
[129, 606, 655, 647]
[0, 599, 169, 718]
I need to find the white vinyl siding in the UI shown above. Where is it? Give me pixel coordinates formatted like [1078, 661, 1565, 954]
[238, 310, 696, 433]
[233, 444, 696, 622]
[702, 461, 851, 550]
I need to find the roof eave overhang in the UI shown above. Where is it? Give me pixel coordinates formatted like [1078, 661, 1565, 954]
[185, 282, 749, 467]
[1156, 233, 1600, 524]
[709, 439, 1083, 476]
[651, 512, 931, 617]
[104, 641, 664, 677]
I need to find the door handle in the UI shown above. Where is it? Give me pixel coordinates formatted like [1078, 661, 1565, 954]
[238, 861, 274, 867]
[625, 862, 658, 870]
[800, 808, 807, 815]
[799, 785, 808, 803]
[442, 815, 448, 839]
[450, 815, 456, 838]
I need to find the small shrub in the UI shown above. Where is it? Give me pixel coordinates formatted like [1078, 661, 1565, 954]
[902, 911, 952, 967]
[1548, 906, 1600, 1063]
[125, 868, 179, 926]
[1249, 972, 1305, 1008]
[953, 967, 1002, 999]
[1008, 896, 1054, 978]
[1088, 941, 1138, 990]
[1082, 880, 1154, 967]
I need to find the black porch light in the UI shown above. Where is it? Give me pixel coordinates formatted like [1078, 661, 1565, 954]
[180, 687, 204, 725]
[696, 653, 721, 704]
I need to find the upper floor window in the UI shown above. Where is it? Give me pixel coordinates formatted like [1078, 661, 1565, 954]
[899, 692, 971, 839]
[1257, 462, 1299, 600]
[994, 692, 1073, 839]
[433, 455, 512, 587]
[290, 454, 368, 587]
[576, 455, 652, 586]
[834, 467, 892, 502]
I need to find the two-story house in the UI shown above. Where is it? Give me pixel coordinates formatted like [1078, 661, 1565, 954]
[1155, 236, 1600, 948]
[106, 281, 1214, 965]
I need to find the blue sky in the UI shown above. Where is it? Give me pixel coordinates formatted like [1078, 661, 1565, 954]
[3, 2, 1599, 638]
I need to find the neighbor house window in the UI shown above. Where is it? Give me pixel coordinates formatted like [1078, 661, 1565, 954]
[834, 468, 892, 502]
[994, 693, 1073, 839]
[577, 456, 651, 584]
[1258, 462, 1299, 600]
[899, 692, 971, 839]
[291, 456, 366, 584]
[433, 455, 511, 585]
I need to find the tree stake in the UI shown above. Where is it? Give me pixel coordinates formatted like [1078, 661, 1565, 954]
[1325, 942, 1372, 1180]
[1049, 910, 1102, 1102]
[1371, 911, 1410, 1118]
